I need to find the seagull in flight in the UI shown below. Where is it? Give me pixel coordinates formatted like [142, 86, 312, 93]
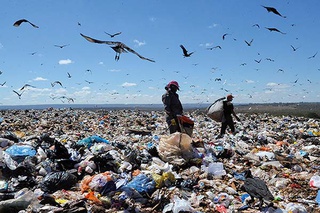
[13, 90, 24, 99]
[13, 19, 39, 28]
[265, 27, 286, 34]
[308, 52, 317, 59]
[262, 6, 286, 18]
[105, 31, 122, 38]
[80, 33, 155, 62]
[51, 81, 63, 87]
[54, 44, 70, 48]
[180, 45, 194, 57]
[20, 84, 36, 91]
[245, 39, 254, 46]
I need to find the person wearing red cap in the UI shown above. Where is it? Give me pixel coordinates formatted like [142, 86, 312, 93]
[218, 94, 240, 137]
[162, 81, 183, 134]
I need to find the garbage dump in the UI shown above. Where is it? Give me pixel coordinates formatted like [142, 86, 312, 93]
[0, 108, 319, 212]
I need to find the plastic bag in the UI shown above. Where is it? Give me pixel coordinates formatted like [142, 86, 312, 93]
[40, 171, 78, 193]
[206, 97, 225, 122]
[158, 132, 195, 166]
[76, 135, 109, 148]
[124, 174, 155, 195]
[5, 144, 36, 163]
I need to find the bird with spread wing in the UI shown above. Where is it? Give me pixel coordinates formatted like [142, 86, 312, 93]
[80, 33, 155, 62]
[13, 19, 39, 28]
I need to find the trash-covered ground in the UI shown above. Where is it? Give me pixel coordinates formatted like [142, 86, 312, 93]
[0, 108, 320, 213]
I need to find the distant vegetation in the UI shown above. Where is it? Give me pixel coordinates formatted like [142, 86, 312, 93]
[234, 102, 320, 119]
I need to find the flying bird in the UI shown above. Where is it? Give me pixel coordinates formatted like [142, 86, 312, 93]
[105, 31, 122, 38]
[20, 84, 36, 91]
[290, 45, 299, 51]
[265, 27, 286, 34]
[0, 81, 6, 86]
[308, 52, 318, 59]
[13, 19, 39, 28]
[222, 33, 229, 40]
[242, 170, 274, 209]
[180, 45, 194, 57]
[80, 33, 155, 62]
[254, 59, 262, 63]
[67, 72, 72, 78]
[51, 81, 63, 87]
[13, 90, 24, 99]
[245, 39, 253, 46]
[54, 44, 70, 48]
[207, 46, 222, 50]
[262, 6, 286, 18]
[252, 24, 260, 28]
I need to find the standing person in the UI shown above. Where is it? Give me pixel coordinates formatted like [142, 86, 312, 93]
[162, 80, 183, 134]
[218, 94, 240, 137]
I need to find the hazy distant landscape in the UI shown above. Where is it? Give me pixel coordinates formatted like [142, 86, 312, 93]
[1, 102, 319, 119]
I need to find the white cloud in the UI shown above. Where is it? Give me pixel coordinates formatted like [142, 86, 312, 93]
[58, 59, 73, 65]
[121, 82, 136, 87]
[245, 80, 255, 84]
[33, 77, 47, 81]
[208, 23, 218, 28]
[109, 69, 121, 72]
[133, 40, 146, 47]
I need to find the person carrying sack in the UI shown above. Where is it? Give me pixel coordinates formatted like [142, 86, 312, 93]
[162, 81, 183, 134]
[218, 94, 240, 138]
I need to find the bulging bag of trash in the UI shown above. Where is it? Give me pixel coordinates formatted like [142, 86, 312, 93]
[40, 171, 78, 193]
[158, 132, 194, 166]
[206, 97, 225, 122]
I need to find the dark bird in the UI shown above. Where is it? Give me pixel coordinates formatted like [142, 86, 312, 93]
[13, 90, 24, 99]
[308, 52, 317, 59]
[51, 81, 63, 87]
[222, 33, 229, 40]
[80, 33, 155, 62]
[290, 45, 299, 51]
[207, 46, 222, 50]
[254, 59, 261, 63]
[13, 19, 39, 28]
[67, 72, 72, 78]
[105, 31, 122, 38]
[180, 45, 194, 57]
[215, 78, 222, 81]
[262, 6, 286, 18]
[54, 44, 70, 48]
[85, 80, 94, 84]
[266, 58, 275, 62]
[77, 22, 81, 26]
[242, 170, 274, 209]
[0, 81, 6, 86]
[265, 27, 286, 34]
[0, 71, 2, 75]
[252, 24, 260, 28]
[20, 84, 36, 90]
[245, 39, 253, 46]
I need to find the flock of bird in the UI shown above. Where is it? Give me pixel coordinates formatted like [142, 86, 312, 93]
[1, 4, 318, 105]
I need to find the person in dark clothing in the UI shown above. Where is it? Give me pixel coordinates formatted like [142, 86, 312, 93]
[219, 94, 240, 137]
[162, 81, 183, 134]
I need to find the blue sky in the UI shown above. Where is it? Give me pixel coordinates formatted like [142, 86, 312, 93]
[0, 0, 319, 106]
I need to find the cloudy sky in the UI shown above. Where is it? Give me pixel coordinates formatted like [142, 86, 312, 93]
[0, 0, 319, 106]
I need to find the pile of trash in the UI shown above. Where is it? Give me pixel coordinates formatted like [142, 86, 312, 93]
[0, 108, 319, 212]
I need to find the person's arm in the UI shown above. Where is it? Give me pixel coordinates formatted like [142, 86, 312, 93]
[232, 110, 240, 121]
[162, 94, 173, 116]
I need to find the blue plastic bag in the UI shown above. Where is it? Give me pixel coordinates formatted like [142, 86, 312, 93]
[123, 174, 155, 195]
[76, 135, 109, 148]
[5, 144, 36, 163]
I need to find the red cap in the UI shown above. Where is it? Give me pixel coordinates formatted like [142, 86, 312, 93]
[227, 94, 234, 100]
[167, 81, 180, 90]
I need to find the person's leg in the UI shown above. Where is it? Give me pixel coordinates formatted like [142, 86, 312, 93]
[220, 122, 227, 135]
[228, 118, 235, 133]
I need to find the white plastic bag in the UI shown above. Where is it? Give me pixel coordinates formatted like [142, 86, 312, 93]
[206, 97, 225, 122]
